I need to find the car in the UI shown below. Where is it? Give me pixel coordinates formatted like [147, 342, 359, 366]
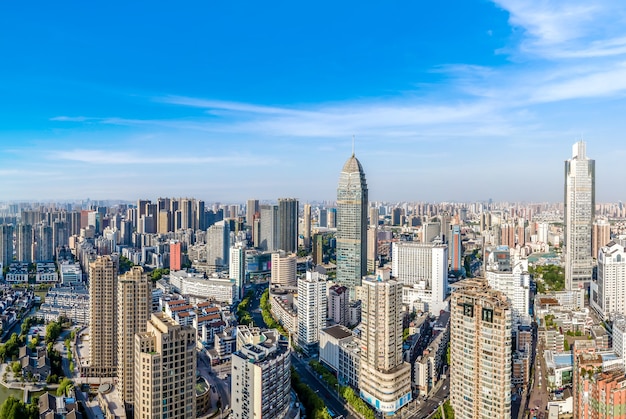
[443, 386, 447, 390]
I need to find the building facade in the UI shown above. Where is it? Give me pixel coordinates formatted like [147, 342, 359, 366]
[117, 266, 151, 409]
[336, 154, 368, 297]
[564, 141, 595, 290]
[278, 198, 298, 254]
[231, 327, 291, 419]
[134, 313, 197, 419]
[450, 279, 512, 419]
[297, 271, 328, 354]
[358, 273, 412, 414]
[270, 251, 297, 288]
[591, 241, 626, 321]
[392, 241, 448, 314]
[88, 255, 117, 377]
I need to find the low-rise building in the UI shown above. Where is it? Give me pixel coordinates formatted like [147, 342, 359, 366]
[319, 325, 354, 373]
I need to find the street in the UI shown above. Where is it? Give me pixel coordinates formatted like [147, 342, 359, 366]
[291, 353, 355, 419]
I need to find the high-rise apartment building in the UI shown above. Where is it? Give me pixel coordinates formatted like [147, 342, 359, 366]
[259, 205, 279, 252]
[134, 313, 197, 419]
[117, 266, 151, 409]
[278, 198, 298, 254]
[170, 241, 182, 271]
[16, 223, 33, 263]
[358, 271, 412, 414]
[0, 224, 14, 266]
[336, 154, 368, 297]
[565, 141, 595, 290]
[229, 242, 246, 301]
[88, 255, 117, 377]
[484, 247, 531, 328]
[270, 251, 297, 287]
[449, 225, 463, 274]
[328, 284, 349, 326]
[391, 241, 448, 314]
[591, 241, 626, 321]
[206, 221, 230, 273]
[231, 326, 291, 419]
[246, 199, 259, 227]
[303, 203, 311, 250]
[297, 271, 328, 354]
[592, 218, 611, 260]
[450, 279, 512, 419]
[366, 226, 378, 273]
[35, 223, 53, 261]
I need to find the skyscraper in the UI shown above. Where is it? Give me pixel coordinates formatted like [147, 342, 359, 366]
[358, 270, 412, 414]
[229, 242, 246, 301]
[278, 198, 298, 253]
[450, 279, 512, 419]
[206, 221, 230, 273]
[449, 224, 463, 274]
[0, 224, 14, 267]
[259, 205, 279, 252]
[564, 141, 595, 290]
[16, 223, 33, 263]
[117, 266, 151, 409]
[88, 255, 117, 377]
[134, 313, 197, 419]
[303, 203, 312, 250]
[336, 153, 368, 296]
[246, 199, 259, 227]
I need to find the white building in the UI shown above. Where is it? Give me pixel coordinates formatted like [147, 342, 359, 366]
[169, 270, 237, 304]
[612, 315, 626, 371]
[591, 241, 626, 320]
[231, 327, 291, 419]
[206, 221, 230, 273]
[319, 325, 354, 373]
[271, 251, 297, 287]
[229, 243, 246, 301]
[564, 141, 595, 290]
[297, 271, 328, 354]
[392, 241, 448, 314]
[60, 263, 83, 285]
[485, 247, 531, 327]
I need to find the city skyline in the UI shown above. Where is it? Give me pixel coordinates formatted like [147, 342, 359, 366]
[2, 2, 626, 202]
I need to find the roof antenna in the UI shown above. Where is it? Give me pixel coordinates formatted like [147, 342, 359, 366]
[352, 135, 355, 157]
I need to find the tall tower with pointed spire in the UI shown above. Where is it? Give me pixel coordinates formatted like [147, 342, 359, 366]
[336, 152, 368, 297]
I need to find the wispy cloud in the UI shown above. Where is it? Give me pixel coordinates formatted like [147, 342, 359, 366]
[52, 149, 276, 166]
[493, 0, 626, 59]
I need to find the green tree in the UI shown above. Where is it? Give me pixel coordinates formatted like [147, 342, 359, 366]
[45, 321, 61, 343]
[57, 377, 73, 396]
[0, 396, 26, 419]
[10, 361, 21, 375]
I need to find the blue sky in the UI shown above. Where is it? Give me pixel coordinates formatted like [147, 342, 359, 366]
[1, 1, 626, 203]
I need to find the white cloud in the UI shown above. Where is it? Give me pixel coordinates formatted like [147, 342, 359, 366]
[52, 149, 276, 166]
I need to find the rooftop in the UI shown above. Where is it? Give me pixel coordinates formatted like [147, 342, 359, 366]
[322, 324, 353, 340]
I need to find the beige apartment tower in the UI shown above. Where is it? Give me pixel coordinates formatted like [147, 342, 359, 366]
[117, 266, 151, 409]
[358, 272, 412, 414]
[134, 313, 197, 419]
[88, 255, 117, 377]
[450, 278, 512, 419]
[270, 251, 297, 287]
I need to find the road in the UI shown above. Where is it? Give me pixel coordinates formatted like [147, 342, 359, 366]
[198, 350, 231, 413]
[402, 375, 449, 419]
[291, 353, 355, 419]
